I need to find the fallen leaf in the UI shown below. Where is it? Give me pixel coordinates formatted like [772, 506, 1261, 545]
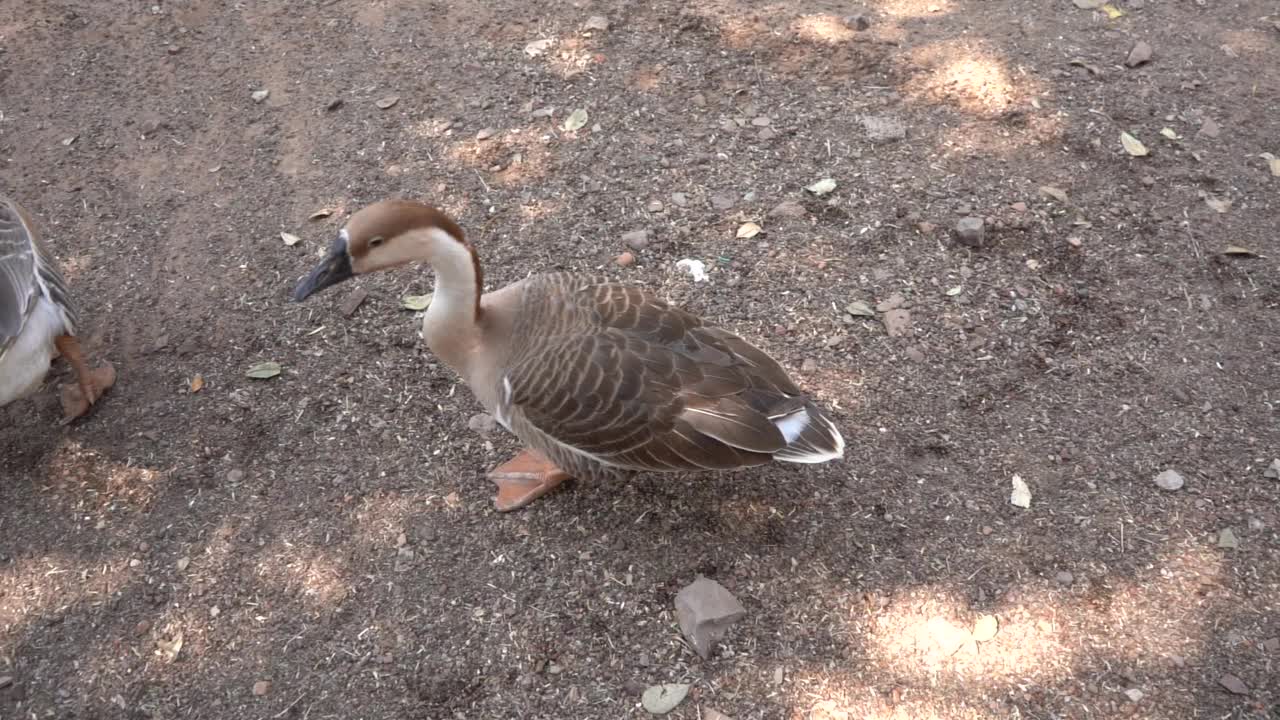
[245, 361, 282, 380]
[945, 286, 963, 296]
[736, 222, 762, 239]
[524, 38, 555, 57]
[1120, 131, 1148, 157]
[401, 295, 431, 311]
[1261, 152, 1280, 177]
[1204, 196, 1231, 213]
[972, 615, 999, 642]
[805, 178, 837, 196]
[375, 95, 400, 110]
[157, 632, 184, 663]
[562, 108, 589, 132]
[1072, 0, 1105, 7]
[309, 208, 334, 220]
[281, 232, 301, 247]
[641, 684, 690, 715]
[1101, 3, 1124, 18]
[846, 301, 875, 317]
[189, 375, 204, 394]
[1221, 245, 1258, 257]
[1010, 474, 1032, 509]
[1039, 185, 1069, 203]
[1159, 127, 1180, 140]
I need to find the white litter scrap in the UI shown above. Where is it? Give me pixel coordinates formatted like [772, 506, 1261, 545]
[1010, 474, 1032, 509]
[676, 258, 708, 282]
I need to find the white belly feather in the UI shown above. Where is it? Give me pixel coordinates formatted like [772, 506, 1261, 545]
[0, 297, 65, 407]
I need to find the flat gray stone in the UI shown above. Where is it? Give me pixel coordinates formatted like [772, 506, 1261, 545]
[622, 230, 650, 250]
[674, 576, 745, 659]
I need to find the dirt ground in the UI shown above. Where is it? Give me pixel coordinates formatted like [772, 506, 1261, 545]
[1, 0, 1277, 718]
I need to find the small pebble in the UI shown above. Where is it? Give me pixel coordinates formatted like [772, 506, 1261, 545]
[645, 200, 664, 213]
[800, 358, 818, 373]
[954, 217, 985, 247]
[252, 680, 271, 696]
[251, 89, 269, 103]
[1153, 469, 1185, 491]
[670, 192, 689, 207]
[846, 13, 871, 31]
[621, 230, 649, 250]
[882, 309, 911, 337]
[227, 469, 245, 483]
[1125, 40, 1153, 67]
[768, 200, 807, 219]
[615, 251, 635, 267]
[475, 127, 496, 141]
[1055, 570, 1074, 585]
[710, 192, 736, 210]
[905, 346, 925, 363]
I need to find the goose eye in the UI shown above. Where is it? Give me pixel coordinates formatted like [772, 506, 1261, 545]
[369, 236, 386, 248]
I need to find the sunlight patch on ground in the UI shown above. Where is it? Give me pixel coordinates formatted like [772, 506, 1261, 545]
[254, 541, 352, 607]
[444, 129, 555, 188]
[791, 14, 857, 45]
[42, 439, 165, 512]
[902, 41, 1033, 116]
[870, 0, 953, 18]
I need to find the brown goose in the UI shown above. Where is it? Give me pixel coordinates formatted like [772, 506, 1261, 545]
[0, 194, 114, 422]
[293, 199, 844, 511]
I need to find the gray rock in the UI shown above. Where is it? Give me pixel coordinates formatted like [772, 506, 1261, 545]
[670, 192, 689, 207]
[710, 192, 736, 211]
[1125, 40, 1153, 67]
[768, 200, 807, 219]
[860, 114, 906, 143]
[1263, 458, 1280, 480]
[622, 230, 650, 250]
[882, 309, 911, 337]
[467, 413, 497, 436]
[1055, 570, 1074, 585]
[954, 217, 985, 247]
[846, 14, 871, 31]
[251, 89, 269, 103]
[1153, 469, 1185, 491]
[583, 15, 610, 31]
[674, 576, 746, 659]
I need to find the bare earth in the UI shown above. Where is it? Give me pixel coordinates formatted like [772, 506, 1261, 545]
[1, 1, 1277, 718]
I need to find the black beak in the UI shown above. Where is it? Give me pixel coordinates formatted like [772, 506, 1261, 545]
[293, 235, 354, 301]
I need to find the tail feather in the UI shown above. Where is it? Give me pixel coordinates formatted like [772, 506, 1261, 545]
[772, 404, 844, 464]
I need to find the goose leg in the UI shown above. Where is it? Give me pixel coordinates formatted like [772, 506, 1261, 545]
[54, 335, 116, 423]
[487, 448, 571, 512]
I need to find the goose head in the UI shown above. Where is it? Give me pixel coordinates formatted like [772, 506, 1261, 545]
[292, 199, 470, 301]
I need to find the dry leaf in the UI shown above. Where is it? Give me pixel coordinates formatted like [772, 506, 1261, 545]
[736, 222, 762, 239]
[281, 232, 301, 247]
[245, 361, 282, 380]
[309, 208, 334, 220]
[1221, 245, 1258, 257]
[1120, 131, 1148, 157]
[845, 301, 875, 317]
[562, 108, 589, 132]
[1159, 127, 1179, 140]
[1073, 0, 1105, 6]
[189, 375, 204, 394]
[1101, 3, 1125, 18]
[805, 178, 837, 196]
[375, 95, 400, 110]
[524, 38, 555, 57]
[1204, 196, 1232, 213]
[157, 632, 184, 663]
[1261, 152, 1280, 177]
[1039, 185, 1069, 203]
[972, 615, 999, 642]
[1010, 474, 1032, 509]
[945, 286, 963, 296]
[401, 295, 431, 311]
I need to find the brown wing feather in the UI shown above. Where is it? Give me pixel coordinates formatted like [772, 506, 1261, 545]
[502, 273, 820, 475]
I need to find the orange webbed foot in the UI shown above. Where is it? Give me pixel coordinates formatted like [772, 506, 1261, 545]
[488, 449, 572, 512]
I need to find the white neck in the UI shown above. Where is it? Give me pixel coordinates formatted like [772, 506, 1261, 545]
[417, 227, 481, 365]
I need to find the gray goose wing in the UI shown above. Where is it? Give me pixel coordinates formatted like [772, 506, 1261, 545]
[501, 274, 805, 474]
[0, 195, 77, 353]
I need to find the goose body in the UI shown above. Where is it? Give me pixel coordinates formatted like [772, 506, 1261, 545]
[0, 194, 114, 421]
[294, 199, 844, 510]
